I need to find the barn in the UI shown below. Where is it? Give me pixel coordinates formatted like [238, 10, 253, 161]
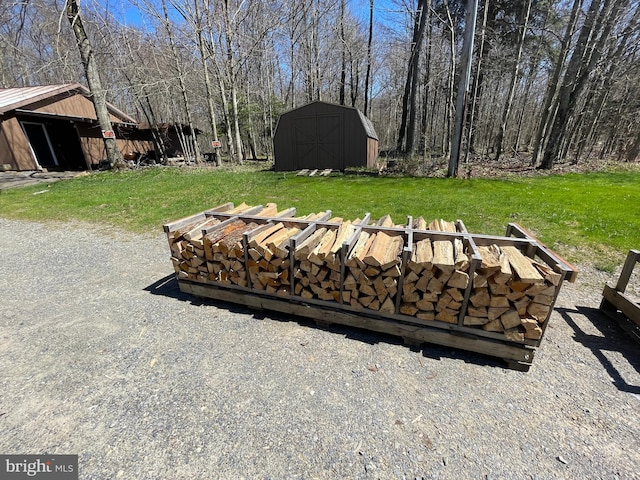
[0, 83, 152, 171]
[273, 101, 378, 171]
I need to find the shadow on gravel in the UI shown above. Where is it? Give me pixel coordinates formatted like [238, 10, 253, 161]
[557, 306, 640, 395]
[144, 274, 190, 301]
[145, 274, 515, 370]
[144, 274, 253, 314]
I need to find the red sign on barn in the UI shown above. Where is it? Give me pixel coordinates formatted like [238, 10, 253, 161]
[102, 130, 116, 139]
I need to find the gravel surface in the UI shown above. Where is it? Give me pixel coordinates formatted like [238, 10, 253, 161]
[1, 218, 638, 479]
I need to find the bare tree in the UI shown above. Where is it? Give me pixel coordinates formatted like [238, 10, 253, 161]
[449, 0, 478, 177]
[364, 0, 374, 116]
[65, 0, 124, 169]
[540, 0, 630, 169]
[531, 0, 583, 167]
[493, 0, 532, 161]
[397, 0, 429, 155]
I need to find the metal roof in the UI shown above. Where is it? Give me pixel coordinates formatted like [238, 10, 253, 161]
[357, 109, 379, 140]
[0, 83, 136, 123]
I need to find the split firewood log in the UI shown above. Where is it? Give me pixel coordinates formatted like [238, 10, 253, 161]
[203, 220, 260, 287]
[167, 215, 227, 282]
[343, 231, 403, 312]
[464, 243, 560, 341]
[292, 220, 357, 303]
[247, 223, 302, 295]
[401, 233, 470, 325]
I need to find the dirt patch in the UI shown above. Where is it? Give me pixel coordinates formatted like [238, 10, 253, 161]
[0, 170, 86, 190]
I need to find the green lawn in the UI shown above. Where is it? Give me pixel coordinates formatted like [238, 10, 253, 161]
[1, 165, 638, 271]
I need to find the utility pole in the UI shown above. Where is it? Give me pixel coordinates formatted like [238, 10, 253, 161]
[448, 0, 478, 177]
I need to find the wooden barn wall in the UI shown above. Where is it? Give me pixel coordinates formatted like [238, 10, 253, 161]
[118, 139, 154, 157]
[342, 111, 365, 169]
[0, 117, 36, 170]
[272, 116, 292, 170]
[28, 93, 125, 123]
[367, 137, 378, 168]
[76, 122, 152, 166]
[0, 122, 17, 170]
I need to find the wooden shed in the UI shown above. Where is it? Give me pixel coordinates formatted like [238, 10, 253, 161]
[0, 83, 152, 171]
[273, 101, 378, 171]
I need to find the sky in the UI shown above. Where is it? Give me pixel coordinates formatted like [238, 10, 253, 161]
[91, 0, 407, 31]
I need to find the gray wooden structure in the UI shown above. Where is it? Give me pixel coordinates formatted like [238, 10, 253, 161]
[600, 249, 640, 343]
[273, 101, 378, 171]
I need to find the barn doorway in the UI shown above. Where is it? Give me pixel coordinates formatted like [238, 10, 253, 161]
[21, 118, 87, 170]
[21, 121, 58, 169]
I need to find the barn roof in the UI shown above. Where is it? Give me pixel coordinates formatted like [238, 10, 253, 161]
[282, 101, 378, 140]
[357, 109, 378, 141]
[0, 83, 136, 123]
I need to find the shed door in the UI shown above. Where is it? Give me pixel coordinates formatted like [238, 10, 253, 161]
[21, 121, 58, 168]
[294, 114, 343, 170]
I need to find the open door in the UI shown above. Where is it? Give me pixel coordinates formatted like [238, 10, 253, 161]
[21, 121, 58, 169]
[21, 118, 87, 170]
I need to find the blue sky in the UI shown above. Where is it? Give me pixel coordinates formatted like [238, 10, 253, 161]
[93, 0, 406, 30]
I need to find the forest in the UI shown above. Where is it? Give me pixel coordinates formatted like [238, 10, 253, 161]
[1, 0, 639, 175]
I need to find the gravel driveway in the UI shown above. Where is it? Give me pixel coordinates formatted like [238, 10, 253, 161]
[1, 218, 638, 479]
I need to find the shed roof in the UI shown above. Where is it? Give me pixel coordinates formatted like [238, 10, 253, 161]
[357, 109, 378, 141]
[281, 101, 378, 140]
[0, 83, 136, 123]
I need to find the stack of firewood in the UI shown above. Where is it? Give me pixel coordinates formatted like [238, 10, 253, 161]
[167, 203, 270, 285]
[168, 216, 223, 282]
[241, 212, 329, 295]
[203, 218, 261, 286]
[166, 203, 565, 345]
[463, 244, 561, 341]
[400, 219, 470, 322]
[292, 219, 354, 302]
[244, 222, 301, 295]
[342, 216, 405, 313]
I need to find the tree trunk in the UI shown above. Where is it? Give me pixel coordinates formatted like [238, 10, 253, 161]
[363, 0, 374, 117]
[406, 2, 428, 156]
[531, 0, 583, 167]
[512, 0, 551, 155]
[161, 0, 201, 164]
[540, 0, 628, 169]
[464, 0, 488, 163]
[195, 0, 221, 166]
[444, 0, 456, 157]
[494, 0, 531, 161]
[246, 82, 258, 160]
[349, 55, 359, 108]
[449, 0, 478, 177]
[420, 0, 433, 157]
[212, 58, 236, 160]
[222, 0, 244, 164]
[339, 0, 346, 105]
[66, 0, 124, 169]
[397, 0, 428, 154]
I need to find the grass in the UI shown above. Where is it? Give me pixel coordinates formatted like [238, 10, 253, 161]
[0, 164, 638, 271]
